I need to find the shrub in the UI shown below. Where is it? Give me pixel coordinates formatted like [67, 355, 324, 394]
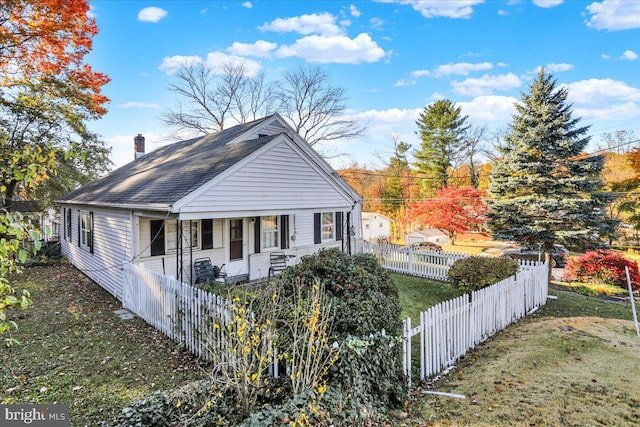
[563, 249, 640, 291]
[447, 256, 520, 293]
[241, 334, 406, 427]
[274, 248, 402, 337]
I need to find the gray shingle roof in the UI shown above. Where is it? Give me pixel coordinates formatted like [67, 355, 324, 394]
[58, 116, 279, 208]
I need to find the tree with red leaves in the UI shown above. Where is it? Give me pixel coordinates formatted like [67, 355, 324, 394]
[407, 186, 488, 244]
[1, 0, 111, 207]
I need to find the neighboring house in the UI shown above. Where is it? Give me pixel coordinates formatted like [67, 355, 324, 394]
[7, 200, 60, 242]
[362, 212, 394, 242]
[405, 228, 450, 246]
[57, 114, 363, 300]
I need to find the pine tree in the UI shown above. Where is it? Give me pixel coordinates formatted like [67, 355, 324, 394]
[487, 70, 616, 253]
[414, 99, 469, 194]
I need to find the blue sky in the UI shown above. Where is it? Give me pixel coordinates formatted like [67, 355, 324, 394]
[86, 0, 640, 170]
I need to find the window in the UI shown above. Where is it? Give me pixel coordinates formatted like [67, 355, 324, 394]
[321, 212, 334, 241]
[202, 219, 213, 250]
[261, 216, 278, 249]
[65, 208, 72, 241]
[166, 220, 199, 251]
[149, 220, 199, 256]
[79, 211, 93, 253]
[150, 220, 165, 256]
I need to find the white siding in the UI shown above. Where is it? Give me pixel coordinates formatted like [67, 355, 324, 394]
[60, 206, 131, 299]
[180, 139, 353, 214]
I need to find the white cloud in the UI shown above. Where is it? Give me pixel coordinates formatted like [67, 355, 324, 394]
[227, 40, 278, 58]
[531, 63, 573, 74]
[498, 9, 510, 16]
[381, 0, 485, 19]
[350, 4, 362, 17]
[158, 55, 203, 74]
[276, 33, 387, 64]
[452, 73, 522, 96]
[585, 0, 640, 31]
[204, 52, 262, 77]
[117, 102, 160, 109]
[259, 12, 344, 37]
[370, 17, 385, 29]
[622, 50, 639, 60]
[458, 95, 519, 123]
[566, 78, 640, 104]
[355, 107, 421, 123]
[87, 5, 97, 19]
[532, 0, 563, 8]
[242, 2, 253, 8]
[158, 52, 262, 76]
[393, 78, 415, 87]
[137, 7, 168, 23]
[411, 62, 494, 78]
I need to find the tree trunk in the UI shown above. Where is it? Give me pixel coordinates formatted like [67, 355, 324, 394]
[545, 252, 553, 282]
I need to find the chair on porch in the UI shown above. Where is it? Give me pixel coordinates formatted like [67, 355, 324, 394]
[193, 258, 215, 284]
[194, 258, 229, 285]
[268, 251, 288, 279]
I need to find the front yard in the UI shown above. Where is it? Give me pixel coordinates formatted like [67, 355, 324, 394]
[2, 262, 639, 426]
[1, 263, 209, 426]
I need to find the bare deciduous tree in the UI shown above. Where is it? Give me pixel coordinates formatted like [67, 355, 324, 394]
[163, 62, 364, 147]
[279, 65, 364, 147]
[162, 61, 276, 135]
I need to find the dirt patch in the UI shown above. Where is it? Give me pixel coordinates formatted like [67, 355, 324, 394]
[410, 317, 640, 426]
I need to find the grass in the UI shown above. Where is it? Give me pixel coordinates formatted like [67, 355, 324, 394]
[406, 282, 640, 427]
[4, 261, 640, 427]
[392, 273, 461, 321]
[1, 263, 209, 426]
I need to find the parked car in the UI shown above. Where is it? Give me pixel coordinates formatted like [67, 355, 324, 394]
[499, 244, 568, 267]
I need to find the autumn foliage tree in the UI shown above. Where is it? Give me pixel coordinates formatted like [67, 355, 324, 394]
[1, 0, 109, 343]
[1, 0, 110, 205]
[407, 186, 488, 244]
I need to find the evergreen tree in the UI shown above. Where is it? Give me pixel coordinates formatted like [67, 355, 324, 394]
[487, 70, 615, 253]
[414, 99, 469, 194]
[383, 138, 411, 213]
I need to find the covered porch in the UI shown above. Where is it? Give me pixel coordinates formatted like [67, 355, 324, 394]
[132, 210, 353, 285]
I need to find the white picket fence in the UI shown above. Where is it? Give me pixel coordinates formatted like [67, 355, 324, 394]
[122, 263, 232, 363]
[363, 241, 468, 281]
[402, 262, 548, 386]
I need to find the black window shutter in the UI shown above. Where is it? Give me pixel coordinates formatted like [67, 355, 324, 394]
[77, 210, 80, 247]
[254, 216, 261, 253]
[280, 215, 289, 249]
[335, 211, 343, 241]
[150, 220, 165, 256]
[89, 212, 94, 254]
[314, 213, 321, 244]
[63, 208, 67, 240]
[201, 219, 213, 250]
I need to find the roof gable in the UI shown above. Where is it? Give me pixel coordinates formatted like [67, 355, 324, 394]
[57, 116, 279, 208]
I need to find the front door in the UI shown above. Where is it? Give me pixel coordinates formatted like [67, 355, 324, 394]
[227, 218, 247, 277]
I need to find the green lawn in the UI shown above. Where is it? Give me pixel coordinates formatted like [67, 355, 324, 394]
[3, 263, 637, 427]
[392, 273, 462, 322]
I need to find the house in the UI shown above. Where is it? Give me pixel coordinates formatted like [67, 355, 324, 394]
[405, 228, 450, 246]
[362, 212, 394, 243]
[57, 114, 363, 300]
[7, 200, 60, 242]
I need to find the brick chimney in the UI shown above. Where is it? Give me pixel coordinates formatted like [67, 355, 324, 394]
[134, 134, 145, 159]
